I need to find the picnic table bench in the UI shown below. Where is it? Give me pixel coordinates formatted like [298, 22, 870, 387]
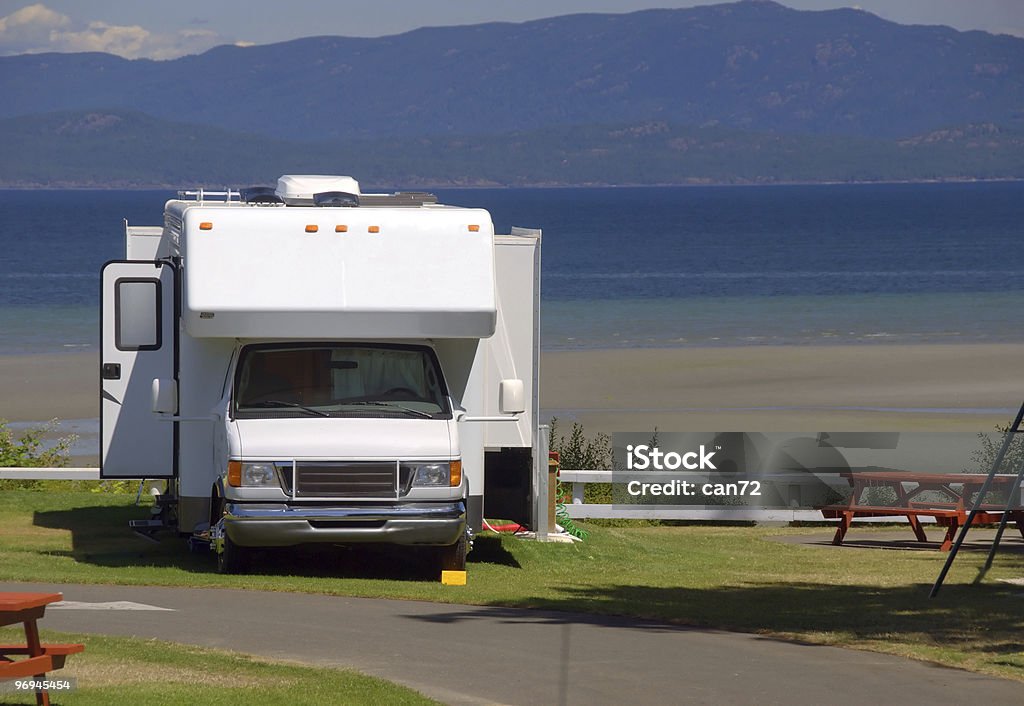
[820, 471, 1024, 551]
[0, 592, 83, 706]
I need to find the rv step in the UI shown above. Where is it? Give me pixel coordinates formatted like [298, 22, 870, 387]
[129, 518, 167, 543]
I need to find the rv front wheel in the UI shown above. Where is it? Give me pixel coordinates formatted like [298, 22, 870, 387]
[438, 532, 467, 573]
[214, 495, 252, 574]
[217, 532, 252, 574]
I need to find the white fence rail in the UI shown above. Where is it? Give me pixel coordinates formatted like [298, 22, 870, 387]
[1, 467, 927, 525]
[558, 470, 928, 524]
[0, 468, 101, 480]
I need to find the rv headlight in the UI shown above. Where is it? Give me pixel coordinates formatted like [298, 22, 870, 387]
[241, 462, 278, 487]
[409, 462, 450, 487]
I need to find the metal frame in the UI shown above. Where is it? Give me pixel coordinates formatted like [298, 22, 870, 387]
[931, 399, 1024, 597]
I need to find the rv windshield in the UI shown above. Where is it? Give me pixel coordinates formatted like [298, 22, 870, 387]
[234, 344, 450, 419]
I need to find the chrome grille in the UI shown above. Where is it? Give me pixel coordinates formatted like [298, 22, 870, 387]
[294, 462, 396, 498]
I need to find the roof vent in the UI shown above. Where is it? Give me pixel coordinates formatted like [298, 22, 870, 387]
[275, 175, 361, 206]
[313, 191, 360, 207]
[240, 186, 284, 205]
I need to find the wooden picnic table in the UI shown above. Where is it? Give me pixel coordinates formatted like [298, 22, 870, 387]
[0, 592, 83, 706]
[820, 471, 1024, 551]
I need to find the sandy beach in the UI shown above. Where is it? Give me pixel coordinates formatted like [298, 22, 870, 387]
[2, 345, 1023, 457]
[542, 344, 1024, 433]
[0, 353, 99, 423]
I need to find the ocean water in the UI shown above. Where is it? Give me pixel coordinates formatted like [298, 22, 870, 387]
[1, 182, 1023, 354]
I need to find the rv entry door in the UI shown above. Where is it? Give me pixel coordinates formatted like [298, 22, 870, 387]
[101, 261, 176, 478]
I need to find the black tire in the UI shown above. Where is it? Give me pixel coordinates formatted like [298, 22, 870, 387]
[214, 495, 252, 574]
[217, 532, 252, 574]
[438, 532, 468, 573]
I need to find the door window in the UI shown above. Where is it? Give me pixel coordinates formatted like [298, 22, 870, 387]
[115, 278, 162, 351]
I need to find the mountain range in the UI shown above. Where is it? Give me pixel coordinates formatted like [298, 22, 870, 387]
[2, 0, 1022, 187]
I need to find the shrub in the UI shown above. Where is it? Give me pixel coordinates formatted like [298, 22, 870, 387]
[0, 418, 79, 491]
[970, 424, 1024, 476]
[548, 417, 612, 472]
[0, 419, 75, 468]
[967, 424, 1024, 505]
[549, 417, 614, 504]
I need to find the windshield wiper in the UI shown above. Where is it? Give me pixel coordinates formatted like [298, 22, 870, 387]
[246, 400, 330, 417]
[344, 401, 434, 419]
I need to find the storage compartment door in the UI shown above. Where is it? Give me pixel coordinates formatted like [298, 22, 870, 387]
[101, 261, 176, 478]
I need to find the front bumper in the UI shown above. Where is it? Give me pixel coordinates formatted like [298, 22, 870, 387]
[223, 501, 466, 547]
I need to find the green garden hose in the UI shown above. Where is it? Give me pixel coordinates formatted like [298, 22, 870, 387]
[555, 474, 589, 540]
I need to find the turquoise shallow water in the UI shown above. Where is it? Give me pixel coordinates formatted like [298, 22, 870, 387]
[542, 291, 1024, 350]
[0, 305, 98, 355]
[5, 291, 1024, 355]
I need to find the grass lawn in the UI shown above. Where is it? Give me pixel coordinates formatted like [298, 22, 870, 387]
[2, 491, 1024, 682]
[0, 628, 436, 705]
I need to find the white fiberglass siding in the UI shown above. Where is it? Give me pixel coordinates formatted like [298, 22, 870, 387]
[180, 206, 497, 339]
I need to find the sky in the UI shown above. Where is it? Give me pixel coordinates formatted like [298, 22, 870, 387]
[0, 0, 1022, 60]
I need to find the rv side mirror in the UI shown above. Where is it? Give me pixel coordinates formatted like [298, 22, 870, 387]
[151, 378, 178, 415]
[499, 379, 526, 415]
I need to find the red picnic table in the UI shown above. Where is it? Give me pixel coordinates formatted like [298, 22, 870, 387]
[0, 592, 83, 706]
[820, 471, 1024, 551]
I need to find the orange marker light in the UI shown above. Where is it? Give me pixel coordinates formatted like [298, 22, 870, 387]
[305, 225, 319, 233]
[227, 460, 242, 487]
[335, 225, 348, 233]
[368, 225, 380, 233]
[468, 224, 480, 232]
[199, 222, 213, 231]
[449, 460, 462, 487]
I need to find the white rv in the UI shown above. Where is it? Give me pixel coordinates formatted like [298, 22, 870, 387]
[101, 175, 543, 573]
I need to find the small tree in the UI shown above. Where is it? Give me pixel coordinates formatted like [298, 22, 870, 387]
[970, 424, 1024, 476]
[0, 419, 77, 490]
[549, 418, 613, 505]
[549, 417, 612, 471]
[0, 419, 74, 468]
[967, 424, 1024, 506]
